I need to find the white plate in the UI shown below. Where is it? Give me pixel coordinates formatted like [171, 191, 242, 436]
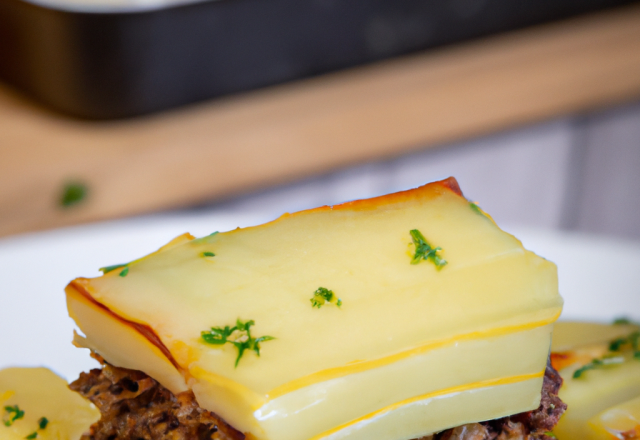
[0, 212, 639, 382]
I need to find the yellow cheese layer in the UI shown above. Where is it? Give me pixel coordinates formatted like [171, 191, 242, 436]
[0, 368, 100, 440]
[67, 178, 562, 440]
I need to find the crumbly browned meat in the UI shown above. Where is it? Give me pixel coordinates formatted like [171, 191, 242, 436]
[508, 360, 567, 436]
[69, 364, 244, 440]
[71, 360, 565, 440]
[413, 360, 567, 440]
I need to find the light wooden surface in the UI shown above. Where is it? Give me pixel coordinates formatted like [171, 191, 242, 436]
[2, 5, 640, 238]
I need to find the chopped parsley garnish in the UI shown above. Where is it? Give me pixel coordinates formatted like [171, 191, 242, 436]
[3, 405, 24, 427]
[573, 318, 640, 379]
[99, 263, 129, 277]
[609, 337, 626, 351]
[99, 263, 127, 274]
[193, 231, 219, 244]
[607, 318, 640, 362]
[544, 432, 557, 439]
[409, 229, 447, 269]
[574, 327, 640, 379]
[60, 182, 88, 208]
[609, 331, 640, 358]
[99, 263, 126, 274]
[310, 287, 342, 308]
[573, 354, 625, 379]
[202, 252, 216, 257]
[24, 417, 48, 439]
[469, 202, 484, 215]
[613, 317, 640, 326]
[201, 319, 275, 367]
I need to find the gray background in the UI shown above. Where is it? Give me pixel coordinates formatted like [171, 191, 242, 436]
[198, 101, 640, 242]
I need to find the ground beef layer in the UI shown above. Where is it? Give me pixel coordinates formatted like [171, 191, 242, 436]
[69, 364, 244, 440]
[70, 360, 565, 440]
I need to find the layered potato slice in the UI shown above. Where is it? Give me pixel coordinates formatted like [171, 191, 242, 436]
[551, 321, 640, 440]
[0, 367, 100, 440]
[66, 178, 563, 440]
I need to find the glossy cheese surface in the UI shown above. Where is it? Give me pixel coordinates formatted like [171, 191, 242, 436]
[0, 367, 100, 440]
[66, 179, 562, 440]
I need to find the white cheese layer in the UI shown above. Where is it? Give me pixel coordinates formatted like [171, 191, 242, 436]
[314, 374, 544, 440]
[67, 179, 562, 440]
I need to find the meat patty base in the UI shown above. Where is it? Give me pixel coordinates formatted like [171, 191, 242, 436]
[69, 363, 244, 440]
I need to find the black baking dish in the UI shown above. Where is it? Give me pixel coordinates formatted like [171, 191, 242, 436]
[0, 0, 636, 119]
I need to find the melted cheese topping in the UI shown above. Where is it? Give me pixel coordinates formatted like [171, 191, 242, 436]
[66, 178, 562, 440]
[0, 368, 100, 440]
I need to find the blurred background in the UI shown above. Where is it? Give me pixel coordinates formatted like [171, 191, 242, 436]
[2, 0, 640, 376]
[1, 0, 640, 240]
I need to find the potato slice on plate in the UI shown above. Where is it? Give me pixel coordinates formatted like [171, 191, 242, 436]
[0, 367, 100, 440]
[588, 395, 640, 440]
[551, 321, 640, 440]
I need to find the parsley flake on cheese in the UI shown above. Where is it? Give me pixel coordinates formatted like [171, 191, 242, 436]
[3, 405, 24, 427]
[201, 319, 275, 367]
[310, 287, 342, 309]
[409, 229, 447, 269]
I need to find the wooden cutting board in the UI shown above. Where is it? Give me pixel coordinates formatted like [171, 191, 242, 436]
[1, 4, 640, 238]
